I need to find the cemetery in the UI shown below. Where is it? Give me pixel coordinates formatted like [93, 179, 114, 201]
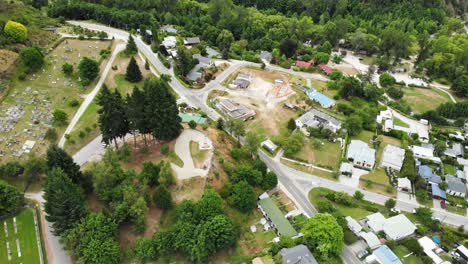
[0, 39, 112, 162]
[0, 208, 43, 264]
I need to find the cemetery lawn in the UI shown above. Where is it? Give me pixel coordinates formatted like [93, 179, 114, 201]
[0, 39, 112, 163]
[0, 208, 42, 264]
[64, 55, 151, 154]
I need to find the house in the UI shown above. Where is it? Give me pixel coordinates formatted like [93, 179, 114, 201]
[397, 177, 412, 193]
[228, 73, 251, 89]
[160, 24, 178, 34]
[206, 47, 221, 58]
[376, 109, 393, 123]
[258, 197, 298, 237]
[417, 165, 441, 184]
[184, 37, 201, 46]
[340, 162, 353, 176]
[360, 232, 382, 250]
[345, 216, 362, 235]
[295, 109, 342, 133]
[382, 214, 416, 241]
[364, 212, 386, 233]
[187, 54, 214, 81]
[380, 145, 405, 171]
[261, 139, 278, 153]
[431, 183, 446, 200]
[444, 143, 464, 158]
[346, 140, 376, 170]
[214, 97, 256, 121]
[259, 51, 272, 64]
[367, 245, 402, 264]
[305, 88, 336, 108]
[295, 59, 315, 68]
[318, 64, 332, 75]
[445, 175, 466, 197]
[449, 131, 465, 141]
[295, 109, 341, 132]
[279, 245, 318, 264]
[455, 245, 468, 260]
[418, 237, 444, 264]
[162, 36, 177, 49]
[411, 145, 441, 164]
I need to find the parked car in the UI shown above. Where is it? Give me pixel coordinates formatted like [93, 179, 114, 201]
[390, 208, 401, 214]
[357, 250, 369, 259]
[440, 200, 446, 209]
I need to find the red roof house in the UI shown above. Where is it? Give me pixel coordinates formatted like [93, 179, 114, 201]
[295, 59, 315, 68]
[318, 64, 332, 75]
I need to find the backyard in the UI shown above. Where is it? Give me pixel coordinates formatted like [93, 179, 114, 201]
[0, 208, 43, 264]
[0, 38, 112, 162]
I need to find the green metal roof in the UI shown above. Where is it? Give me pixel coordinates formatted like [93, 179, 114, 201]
[179, 113, 207, 124]
[259, 198, 298, 237]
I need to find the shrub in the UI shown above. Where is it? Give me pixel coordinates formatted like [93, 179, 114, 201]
[68, 99, 80, 107]
[188, 120, 197, 129]
[4, 20, 28, 42]
[79, 131, 86, 139]
[316, 200, 336, 213]
[160, 145, 169, 155]
[52, 109, 68, 126]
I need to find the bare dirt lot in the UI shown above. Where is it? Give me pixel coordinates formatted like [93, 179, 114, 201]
[0, 49, 18, 73]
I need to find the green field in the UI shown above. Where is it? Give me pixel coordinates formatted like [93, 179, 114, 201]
[402, 87, 451, 114]
[0, 208, 42, 264]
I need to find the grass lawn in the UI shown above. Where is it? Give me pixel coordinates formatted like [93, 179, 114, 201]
[292, 139, 342, 169]
[0, 39, 112, 162]
[0, 208, 42, 264]
[281, 159, 337, 181]
[446, 205, 466, 216]
[309, 187, 389, 219]
[443, 164, 456, 175]
[352, 130, 375, 145]
[394, 117, 409, 128]
[168, 150, 184, 167]
[393, 245, 423, 264]
[403, 87, 451, 114]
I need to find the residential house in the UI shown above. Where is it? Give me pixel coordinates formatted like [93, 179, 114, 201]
[346, 140, 376, 170]
[411, 145, 442, 164]
[444, 143, 464, 158]
[360, 232, 382, 250]
[397, 177, 412, 193]
[162, 36, 177, 49]
[295, 59, 315, 69]
[183, 37, 201, 46]
[279, 245, 318, 264]
[455, 245, 468, 260]
[364, 212, 386, 233]
[417, 165, 442, 184]
[445, 175, 466, 197]
[261, 139, 278, 154]
[380, 145, 405, 171]
[206, 47, 221, 58]
[295, 109, 342, 133]
[345, 216, 362, 235]
[305, 88, 336, 108]
[258, 197, 298, 237]
[449, 131, 465, 141]
[259, 51, 272, 64]
[318, 64, 332, 75]
[382, 214, 416, 241]
[340, 162, 353, 176]
[160, 24, 178, 34]
[228, 73, 251, 89]
[187, 54, 214, 81]
[431, 183, 446, 200]
[418, 237, 444, 264]
[214, 97, 256, 121]
[366, 245, 402, 264]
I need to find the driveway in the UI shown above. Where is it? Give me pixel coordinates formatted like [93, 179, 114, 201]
[339, 168, 369, 188]
[171, 129, 212, 179]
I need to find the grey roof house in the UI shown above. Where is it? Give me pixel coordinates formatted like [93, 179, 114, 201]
[444, 143, 464, 158]
[295, 109, 342, 133]
[346, 140, 376, 170]
[184, 37, 201, 46]
[380, 145, 405, 172]
[187, 54, 214, 81]
[279, 245, 318, 264]
[160, 24, 178, 34]
[417, 165, 441, 184]
[260, 51, 272, 63]
[446, 175, 466, 197]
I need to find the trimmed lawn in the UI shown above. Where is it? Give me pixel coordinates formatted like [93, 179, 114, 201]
[0, 208, 42, 264]
[281, 159, 337, 181]
[394, 117, 409, 128]
[293, 139, 342, 169]
[446, 205, 466, 216]
[393, 245, 423, 264]
[352, 130, 375, 145]
[443, 164, 456, 175]
[403, 87, 450, 114]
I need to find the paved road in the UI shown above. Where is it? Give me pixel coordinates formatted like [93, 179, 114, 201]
[259, 151, 362, 264]
[25, 192, 71, 264]
[58, 43, 125, 147]
[260, 151, 468, 227]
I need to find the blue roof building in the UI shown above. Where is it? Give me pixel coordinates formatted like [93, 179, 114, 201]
[418, 165, 441, 183]
[373, 245, 402, 264]
[431, 183, 446, 200]
[306, 88, 336, 108]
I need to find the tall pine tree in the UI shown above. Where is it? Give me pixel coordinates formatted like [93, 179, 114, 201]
[143, 78, 182, 141]
[125, 57, 142, 83]
[126, 86, 149, 146]
[46, 145, 93, 193]
[97, 86, 130, 148]
[44, 168, 87, 235]
[125, 35, 138, 55]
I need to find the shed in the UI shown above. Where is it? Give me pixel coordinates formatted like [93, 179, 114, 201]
[360, 232, 382, 249]
[261, 139, 278, 153]
[345, 216, 362, 235]
[340, 162, 353, 176]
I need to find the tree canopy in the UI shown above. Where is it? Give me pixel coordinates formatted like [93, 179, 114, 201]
[302, 213, 344, 260]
